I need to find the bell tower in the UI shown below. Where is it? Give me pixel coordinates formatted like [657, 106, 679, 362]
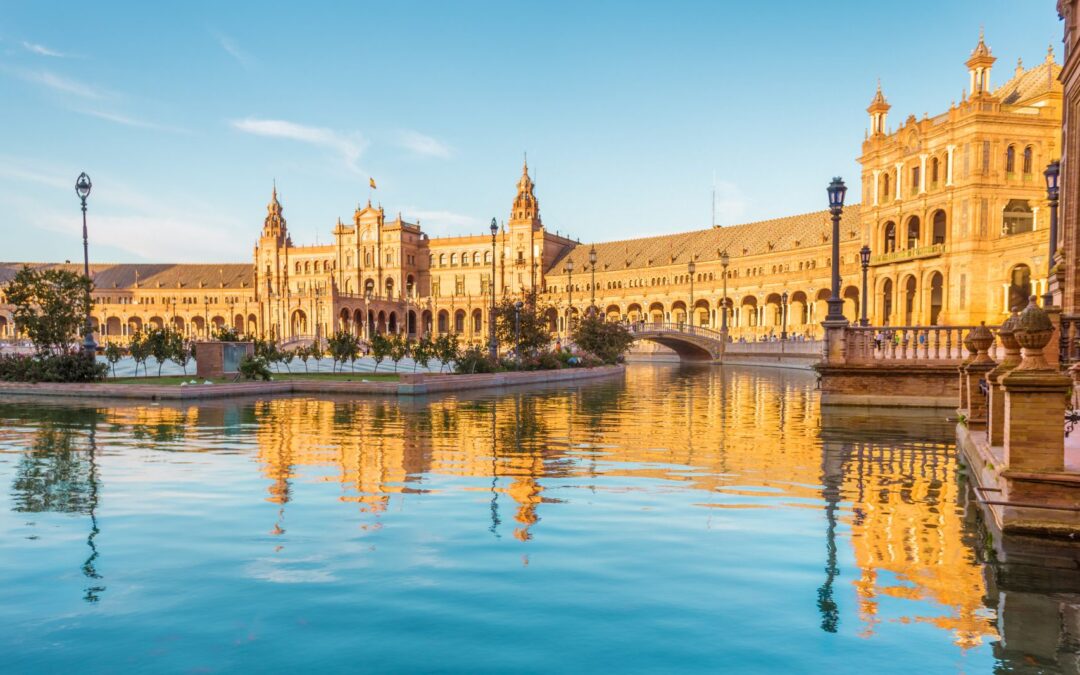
[966, 29, 996, 98]
[507, 158, 544, 294]
[867, 82, 890, 136]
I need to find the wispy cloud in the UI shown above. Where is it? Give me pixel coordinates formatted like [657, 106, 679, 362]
[403, 207, 481, 235]
[76, 109, 189, 134]
[399, 130, 452, 159]
[213, 31, 253, 67]
[22, 41, 70, 58]
[231, 117, 366, 172]
[20, 69, 103, 99]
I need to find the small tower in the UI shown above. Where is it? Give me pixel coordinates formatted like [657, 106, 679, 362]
[867, 82, 891, 136]
[966, 28, 996, 97]
[509, 158, 541, 229]
[261, 183, 288, 244]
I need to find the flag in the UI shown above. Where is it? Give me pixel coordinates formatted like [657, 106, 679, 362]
[369, 177, 377, 189]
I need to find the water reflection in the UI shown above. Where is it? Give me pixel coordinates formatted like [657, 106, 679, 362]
[0, 365, 1076, 671]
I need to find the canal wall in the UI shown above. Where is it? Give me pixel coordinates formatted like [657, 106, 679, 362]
[816, 363, 959, 408]
[0, 365, 625, 401]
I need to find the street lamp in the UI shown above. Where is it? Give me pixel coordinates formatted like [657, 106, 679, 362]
[566, 258, 575, 334]
[720, 249, 730, 335]
[589, 245, 598, 315]
[824, 177, 848, 324]
[514, 300, 524, 364]
[489, 218, 498, 359]
[781, 290, 789, 340]
[1044, 160, 1060, 307]
[75, 172, 96, 358]
[859, 245, 871, 326]
[687, 260, 696, 329]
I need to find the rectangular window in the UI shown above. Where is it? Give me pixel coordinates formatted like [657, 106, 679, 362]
[960, 200, 969, 237]
[455, 275, 465, 296]
[982, 141, 991, 175]
[963, 143, 971, 179]
[959, 273, 966, 309]
[432, 279, 440, 298]
[979, 198, 989, 237]
[911, 166, 920, 194]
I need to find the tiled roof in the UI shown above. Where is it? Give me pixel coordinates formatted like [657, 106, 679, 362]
[0, 263, 254, 290]
[547, 205, 862, 275]
[996, 59, 1061, 105]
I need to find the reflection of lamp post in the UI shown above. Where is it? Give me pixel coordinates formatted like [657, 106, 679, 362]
[76, 172, 96, 358]
[781, 290, 789, 340]
[720, 250, 729, 335]
[514, 301, 523, 364]
[859, 246, 871, 326]
[688, 260, 696, 329]
[589, 246, 597, 315]
[489, 218, 498, 359]
[1044, 160, 1060, 307]
[824, 177, 848, 324]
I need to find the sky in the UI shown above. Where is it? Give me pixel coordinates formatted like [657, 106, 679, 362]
[0, 1, 1063, 263]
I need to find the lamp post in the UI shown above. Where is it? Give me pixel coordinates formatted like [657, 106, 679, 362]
[687, 260, 696, 329]
[1044, 160, 1060, 307]
[489, 218, 498, 359]
[824, 177, 848, 325]
[589, 245, 597, 315]
[75, 172, 96, 358]
[720, 250, 729, 335]
[566, 258, 575, 335]
[514, 301, 524, 364]
[859, 245, 871, 326]
[781, 290, 789, 340]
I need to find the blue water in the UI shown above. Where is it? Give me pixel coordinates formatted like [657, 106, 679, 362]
[0, 365, 1070, 673]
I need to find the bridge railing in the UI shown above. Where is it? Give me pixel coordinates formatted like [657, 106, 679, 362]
[725, 339, 823, 356]
[627, 321, 726, 342]
[842, 325, 998, 364]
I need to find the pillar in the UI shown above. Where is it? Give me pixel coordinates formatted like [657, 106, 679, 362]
[895, 162, 904, 199]
[965, 323, 997, 430]
[872, 169, 880, 206]
[987, 314, 1021, 447]
[958, 329, 977, 415]
[946, 145, 955, 186]
[919, 154, 928, 194]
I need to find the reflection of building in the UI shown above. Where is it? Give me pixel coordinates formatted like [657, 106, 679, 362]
[0, 35, 1059, 343]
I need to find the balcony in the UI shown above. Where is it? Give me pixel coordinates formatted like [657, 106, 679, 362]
[869, 243, 944, 266]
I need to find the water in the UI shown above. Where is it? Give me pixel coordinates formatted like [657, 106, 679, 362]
[0, 364, 1075, 673]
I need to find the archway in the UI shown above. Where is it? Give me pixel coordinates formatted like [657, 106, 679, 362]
[883, 221, 897, 253]
[627, 303, 643, 323]
[408, 310, 417, 335]
[247, 314, 258, 335]
[671, 300, 687, 326]
[905, 216, 921, 249]
[788, 291, 808, 331]
[128, 316, 144, 334]
[233, 314, 244, 333]
[881, 279, 894, 325]
[648, 302, 664, 326]
[388, 311, 398, 334]
[377, 310, 387, 334]
[693, 299, 710, 328]
[902, 276, 917, 325]
[421, 310, 433, 336]
[149, 316, 164, 331]
[545, 307, 559, 333]
[842, 286, 859, 323]
[105, 316, 122, 337]
[437, 310, 449, 334]
[290, 310, 307, 336]
[454, 309, 466, 333]
[606, 304, 622, 322]
[929, 272, 944, 325]
[340, 308, 352, 333]
[1008, 264, 1031, 312]
[471, 308, 482, 334]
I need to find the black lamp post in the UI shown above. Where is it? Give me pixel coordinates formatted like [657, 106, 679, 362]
[1044, 160, 1060, 307]
[565, 258, 574, 334]
[489, 218, 498, 359]
[589, 245, 597, 315]
[824, 177, 848, 324]
[687, 260, 696, 329]
[514, 300, 524, 364]
[859, 245, 871, 326]
[720, 249, 729, 334]
[76, 172, 96, 358]
[781, 290, 789, 340]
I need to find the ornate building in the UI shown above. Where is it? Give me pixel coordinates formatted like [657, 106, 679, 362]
[0, 34, 1063, 345]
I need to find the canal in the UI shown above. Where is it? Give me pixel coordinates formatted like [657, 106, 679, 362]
[0, 364, 1076, 672]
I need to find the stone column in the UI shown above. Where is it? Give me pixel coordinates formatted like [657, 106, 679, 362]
[946, 145, 955, 186]
[987, 312, 1021, 447]
[1002, 297, 1073, 473]
[965, 322, 997, 430]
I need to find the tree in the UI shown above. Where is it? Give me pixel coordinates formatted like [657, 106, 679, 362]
[296, 345, 312, 372]
[129, 330, 150, 377]
[212, 326, 241, 341]
[170, 332, 193, 375]
[493, 288, 552, 358]
[280, 347, 296, 373]
[309, 340, 324, 372]
[572, 314, 635, 364]
[104, 342, 123, 377]
[4, 266, 93, 356]
[389, 333, 409, 372]
[327, 331, 358, 373]
[433, 333, 460, 373]
[411, 335, 433, 372]
[369, 333, 391, 372]
[145, 327, 173, 376]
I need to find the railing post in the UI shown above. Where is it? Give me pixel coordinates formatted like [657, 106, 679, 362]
[965, 323, 997, 431]
[987, 313, 1021, 447]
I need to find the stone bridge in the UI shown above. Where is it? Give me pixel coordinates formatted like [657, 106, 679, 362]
[627, 322, 727, 361]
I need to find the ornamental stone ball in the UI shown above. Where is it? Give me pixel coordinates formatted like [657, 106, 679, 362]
[963, 328, 977, 359]
[970, 321, 995, 358]
[996, 311, 1021, 351]
[1014, 295, 1055, 370]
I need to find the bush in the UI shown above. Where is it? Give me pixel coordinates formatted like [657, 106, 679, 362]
[0, 353, 107, 383]
[238, 354, 272, 381]
[453, 344, 499, 374]
[571, 315, 634, 364]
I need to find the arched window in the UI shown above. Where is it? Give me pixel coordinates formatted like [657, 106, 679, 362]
[472, 252, 480, 265]
[438, 254, 445, 266]
[882, 279, 894, 325]
[1008, 264, 1031, 312]
[295, 262, 301, 274]
[1023, 146, 1033, 175]
[484, 250, 492, 264]
[882, 173, 891, 199]
[932, 210, 947, 245]
[906, 216, 920, 249]
[931, 157, 940, 185]
[1003, 199, 1034, 235]
[929, 272, 944, 325]
[883, 221, 897, 253]
[1006, 145, 1016, 174]
[304, 261, 311, 274]
[450, 253, 457, 266]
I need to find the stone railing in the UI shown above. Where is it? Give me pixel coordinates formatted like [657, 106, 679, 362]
[627, 321, 727, 342]
[843, 325, 998, 364]
[869, 243, 945, 266]
[725, 339, 822, 356]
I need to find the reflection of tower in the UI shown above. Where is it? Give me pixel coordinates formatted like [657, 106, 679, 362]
[488, 400, 501, 537]
[817, 438, 850, 633]
[83, 421, 105, 603]
[507, 395, 542, 542]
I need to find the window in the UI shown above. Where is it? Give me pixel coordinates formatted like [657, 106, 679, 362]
[1023, 146, 1033, 175]
[931, 157, 940, 184]
[883, 221, 897, 253]
[484, 250, 492, 264]
[911, 166, 920, 194]
[882, 173, 891, 199]
[1006, 145, 1016, 173]
[439, 254, 445, 267]
[932, 210, 947, 245]
[1003, 199, 1034, 235]
[450, 253, 457, 266]
[982, 141, 991, 174]
[455, 275, 465, 296]
[906, 217, 920, 248]
[1008, 265, 1031, 311]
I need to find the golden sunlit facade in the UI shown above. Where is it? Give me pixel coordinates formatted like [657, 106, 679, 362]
[0, 34, 1060, 344]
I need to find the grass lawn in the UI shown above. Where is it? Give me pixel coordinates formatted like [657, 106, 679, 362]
[104, 371, 401, 385]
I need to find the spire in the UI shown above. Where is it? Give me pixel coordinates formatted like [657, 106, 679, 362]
[262, 181, 286, 239]
[1048, 43, 1056, 63]
[1016, 57, 1024, 77]
[510, 159, 541, 229]
[971, 26, 991, 58]
[966, 28, 996, 97]
[867, 80, 890, 136]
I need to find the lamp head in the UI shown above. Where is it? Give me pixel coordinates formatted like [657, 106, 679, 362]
[75, 172, 92, 201]
[688, 260, 696, 274]
[859, 245, 871, 266]
[827, 177, 847, 210]
[1045, 160, 1061, 198]
[589, 246, 597, 265]
[720, 249, 729, 267]
[567, 259, 574, 273]
[490, 217, 498, 236]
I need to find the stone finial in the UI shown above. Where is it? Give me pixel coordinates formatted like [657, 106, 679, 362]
[1014, 296, 1055, 371]
[970, 321, 995, 364]
[962, 328, 978, 362]
[997, 311, 1021, 353]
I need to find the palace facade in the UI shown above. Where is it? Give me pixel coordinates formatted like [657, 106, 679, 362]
[0, 34, 1063, 345]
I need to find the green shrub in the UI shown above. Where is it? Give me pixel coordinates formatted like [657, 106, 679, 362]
[238, 354, 272, 381]
[0, 353, 107, 383]
[453, 344, 498, 374]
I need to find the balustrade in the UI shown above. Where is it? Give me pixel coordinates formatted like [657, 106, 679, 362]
[844, 325, 998, 364]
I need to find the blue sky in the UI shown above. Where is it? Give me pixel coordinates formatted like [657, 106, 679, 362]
[0, 1, 1062, 263]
